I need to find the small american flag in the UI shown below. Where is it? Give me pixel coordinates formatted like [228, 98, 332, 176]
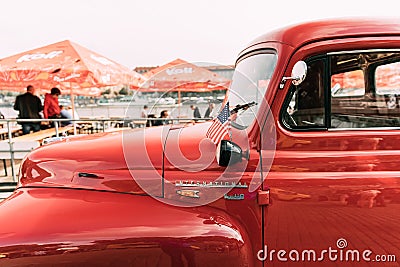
[206, 102, 230, 144]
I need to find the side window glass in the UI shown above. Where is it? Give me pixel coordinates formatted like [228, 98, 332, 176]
[331, 53, 400, 129]
[331, 70, 365, 97]
[376, 62, 400, 95]
[330, 69, 366, 128]
[282, 59, 325, 129]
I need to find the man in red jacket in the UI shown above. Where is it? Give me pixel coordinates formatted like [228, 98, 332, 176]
[43, 87, 61, 127]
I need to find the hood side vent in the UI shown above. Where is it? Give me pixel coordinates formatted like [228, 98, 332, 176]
[78, 172, 103, 179]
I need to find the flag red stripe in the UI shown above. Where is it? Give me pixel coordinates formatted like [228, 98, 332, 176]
[206, 120, 218, 136]
[208, 121, 219, 134]
[209, 121, 229, 144]
[206, 120, 220, 138]
[208, 123, 221, 139]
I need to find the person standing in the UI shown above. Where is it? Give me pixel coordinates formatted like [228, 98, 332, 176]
[141, 105, 149, 118]
[43, 87, 61, 127]
[190, 105, 201, 120]
[13, 85, 43, 135]
[204, 102, 215, 119]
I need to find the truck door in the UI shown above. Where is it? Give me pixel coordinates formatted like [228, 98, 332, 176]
[261, 47, 400, 266]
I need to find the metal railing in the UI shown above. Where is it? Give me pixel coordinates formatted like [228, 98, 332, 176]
[0, 117, 211, 183]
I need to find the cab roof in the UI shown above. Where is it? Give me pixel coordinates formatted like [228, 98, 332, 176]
[239, 17, 400, 57]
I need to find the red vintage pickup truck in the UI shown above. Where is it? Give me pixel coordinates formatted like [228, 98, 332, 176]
[0, 18, 399, 267]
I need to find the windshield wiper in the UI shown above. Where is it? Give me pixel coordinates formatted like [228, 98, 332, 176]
[230, 101, 257, 114]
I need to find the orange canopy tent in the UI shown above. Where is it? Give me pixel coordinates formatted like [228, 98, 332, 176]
[0, 40, 142, 96]
[129, 71, 147, 90]
[136, 58, 231, 104]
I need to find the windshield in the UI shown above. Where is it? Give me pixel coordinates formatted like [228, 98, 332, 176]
[228, 52, 277, 128]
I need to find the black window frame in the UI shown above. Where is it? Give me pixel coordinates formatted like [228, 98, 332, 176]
[280, 49, 400, 132]
[280, 55, 329, 132]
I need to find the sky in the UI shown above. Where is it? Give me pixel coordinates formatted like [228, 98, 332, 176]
[0, 0, 399, 69]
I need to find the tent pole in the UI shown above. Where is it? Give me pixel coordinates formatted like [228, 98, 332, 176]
[70, 81, 77, 135]
[178, 90, 181, 119]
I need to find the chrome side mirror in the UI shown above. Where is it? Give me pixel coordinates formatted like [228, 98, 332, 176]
[216, 140, 249, 167]
[280, 61, 307, 89]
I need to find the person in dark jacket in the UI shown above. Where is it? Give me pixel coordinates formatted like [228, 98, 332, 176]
[14, 85, 43, 135]
[190, 105, 201, 121]
[204, 103, 215, 119]
[153, 110, 171, 126]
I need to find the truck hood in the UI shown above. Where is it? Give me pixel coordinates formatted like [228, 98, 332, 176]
[18, 122, 216, 195]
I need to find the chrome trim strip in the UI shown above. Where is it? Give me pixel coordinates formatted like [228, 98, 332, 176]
[329, 127, 400, 131]
[175, 180, 248, 188]
[224, 193, 245, 200]
[328, 49, 400, 55]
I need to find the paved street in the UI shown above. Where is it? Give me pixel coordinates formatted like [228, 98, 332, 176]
[0, 159, 21, 201]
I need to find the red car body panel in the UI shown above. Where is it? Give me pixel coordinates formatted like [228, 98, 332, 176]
[0, 188, 253, 266]
[239, 18, 400, 56]
[1, 18, 400, 266]
[18, 127, 166, 194]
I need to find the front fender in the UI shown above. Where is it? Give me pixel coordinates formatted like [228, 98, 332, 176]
[0, 188, 254, 267]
